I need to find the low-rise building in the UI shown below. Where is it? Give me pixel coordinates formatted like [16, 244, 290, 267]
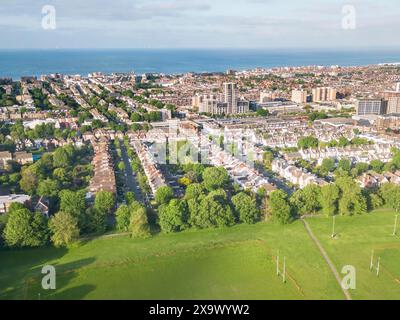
[35, 196, 50, 217]
[357, 171, 400, 189]
[14, 151, 33, 165]
[376, 113, 400, 131]
[204, 136, 275, 192]
[0, 151, 12, 170]
[288, 144, 393, 165]
[0, 194, 31, 214]
[272, 159, 327, 189]
[132, 141, 167, 195]
[88, 138, 117, 197]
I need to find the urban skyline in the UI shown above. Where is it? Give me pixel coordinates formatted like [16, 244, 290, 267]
[1, 0, 400, 305]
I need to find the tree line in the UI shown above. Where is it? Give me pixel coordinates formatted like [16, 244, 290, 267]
[0, 190, 116, 248]
[154, 167, 263, 233]
[2, 160, 399, 249]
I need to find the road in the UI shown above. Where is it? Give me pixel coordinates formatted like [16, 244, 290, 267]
[120, 142, 144, 203]
[223, 142, 293, 195]
[262, 170, 293, 194]
[301, 218, 352, 301]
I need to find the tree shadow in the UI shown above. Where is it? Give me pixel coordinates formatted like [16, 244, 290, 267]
[0, 246, 67, 300]
[28, 257, 97, 300]
[0, 246, 97, 300]
[45, 284, 97, 300]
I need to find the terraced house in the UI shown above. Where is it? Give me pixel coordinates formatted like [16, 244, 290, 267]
[88, 138, 117, 197]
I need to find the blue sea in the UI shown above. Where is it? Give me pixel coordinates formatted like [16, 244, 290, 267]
[0, 49, 400, 79]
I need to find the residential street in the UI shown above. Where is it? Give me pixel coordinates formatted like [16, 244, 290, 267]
[120, 142, 144, 203]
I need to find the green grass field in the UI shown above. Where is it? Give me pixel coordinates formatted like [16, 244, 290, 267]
[307, 209, 400, 300]
[0, 209, 398, 300]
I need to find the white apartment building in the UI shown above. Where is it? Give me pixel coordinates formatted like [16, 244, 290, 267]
[312, 87, 337, 102]
[223, 82, 238, 114]
[291, 90, 308, 104]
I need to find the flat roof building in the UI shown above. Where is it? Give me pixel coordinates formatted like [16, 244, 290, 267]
[291, 89, 308, 104]
[357, 99, 387, 116]
[0, 194, 31, 214]
[223, 83, 238, 114]
[312, 87, 337, 102]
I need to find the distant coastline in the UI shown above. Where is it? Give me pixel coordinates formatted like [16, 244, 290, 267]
[1, 48, 400, 80]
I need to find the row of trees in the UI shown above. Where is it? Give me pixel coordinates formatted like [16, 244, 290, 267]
[154, 167, 262, 233]
[304, 148, 400, 178]
[1, 121, 77, 153]
[290, 177, 367, 217]
[297, 136, 371, 150]
[2, 172, 398, 249]
[268, 177, 400, 224]
[1, 190, 116, 248]
[19, 144, 93, 199]
[130, 111, 163, 123]
[153, 164, 400, 232]
[115, 196, 151, 239]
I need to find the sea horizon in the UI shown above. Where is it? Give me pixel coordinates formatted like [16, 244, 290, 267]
[1, 48, 400, 80]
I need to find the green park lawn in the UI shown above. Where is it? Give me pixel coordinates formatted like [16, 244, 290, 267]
[0, 220, 342, 300]
[0, 209, 398, 300]
[307, 209, 400, 300]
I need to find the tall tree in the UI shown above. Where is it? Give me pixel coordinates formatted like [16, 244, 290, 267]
[49, 211, 79, 247]
[83, 207, 107, 234]
[336, 177, 367, 216]
[187, 197, 204, 228]
[53, 167, 69, 184]
[94, 191, 115, 215]
[53, 147, 71, 168]
[155, 186, 174, 205]
[231, 192, 260, 224]
[269, 190, 292, 224]
[184, 183, 206, 200]
[370, 160, 384, 173]
[37, 178, 60, 197]
[263, 151, 274, 170]
[130, 207, 151, 239]
[298, 136, 319, 149]
[0, 214, 7, 247]
[369, 193, 384, 210]
[202, 167, 230, 191]
[125, 192, 135, 206]
[387, 186, 400, 213]
[354, 162, 369, 176]
[290, 185, 321, 216]
[115, 205, 131, 232]
[20, 167, 38, 195]
[392, 148, 400, 169]
[301, 185, 321, 215]
[59, 190, 86, 227]
[320, 158, 335, 174]
[320, 184, 340, 216]
[159, 199, 189, 233]
[379, 183, 397, 206]
[3, 209, 48, 248]
[196, 193, 235, 228]
[337, 159, 351, 173]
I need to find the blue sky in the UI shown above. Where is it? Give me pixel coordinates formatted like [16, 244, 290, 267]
[1, 0, 399, 49]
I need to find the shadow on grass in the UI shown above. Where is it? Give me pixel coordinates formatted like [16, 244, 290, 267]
[46, 284, 97, 300]
[36, 257, 97, 300]
[0, 246, 97, 300]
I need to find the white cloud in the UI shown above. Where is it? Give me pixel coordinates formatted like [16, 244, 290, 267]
[0, 0, 399, 48]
